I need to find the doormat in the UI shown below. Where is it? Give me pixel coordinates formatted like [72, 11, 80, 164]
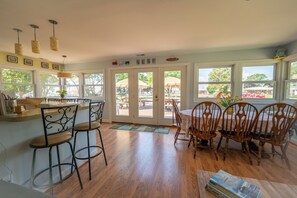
[110, 124, 170, 134]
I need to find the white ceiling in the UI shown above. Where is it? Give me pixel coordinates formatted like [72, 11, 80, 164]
[1, 0, 297, 64]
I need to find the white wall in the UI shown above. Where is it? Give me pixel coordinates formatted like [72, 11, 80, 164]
[65, 46, 276, 120]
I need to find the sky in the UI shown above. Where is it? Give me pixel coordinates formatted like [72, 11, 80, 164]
[198, 65, 274, 82]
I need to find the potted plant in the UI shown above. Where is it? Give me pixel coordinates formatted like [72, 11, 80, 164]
[216, 91, 242, 113]
[56, 90, 67, 99]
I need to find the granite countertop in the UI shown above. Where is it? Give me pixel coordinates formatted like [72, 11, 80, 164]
[0, 102, 89, 122]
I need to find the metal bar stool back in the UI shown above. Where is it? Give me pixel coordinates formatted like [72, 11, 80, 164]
[30, 105, 83, 193]
[73, 101, 107, 180]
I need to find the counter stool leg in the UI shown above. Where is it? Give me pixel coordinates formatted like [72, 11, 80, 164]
[87, 130, 92, 180]
[30, 148, 37, 188]
[98, 129, 107, 166]
[67, 142, 83, 189]
[71, 132, 78, 173]
[56, 145, 63, 182]
[49, 147, 54, 195]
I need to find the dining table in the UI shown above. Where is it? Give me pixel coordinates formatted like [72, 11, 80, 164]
[179, 108, 286, 158]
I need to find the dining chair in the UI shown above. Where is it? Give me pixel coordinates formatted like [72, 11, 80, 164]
[172, 99, 190, 145]
[191, 101, 222, 160]
[217, 102, 258, 165]
[253, 103, 297, 169]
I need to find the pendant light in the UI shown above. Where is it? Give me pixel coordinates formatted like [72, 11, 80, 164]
[13, 28, 23, 55]
[30, 24, 40, 54]
[57, 55, 72, 78]
[49, 19, 59, 51]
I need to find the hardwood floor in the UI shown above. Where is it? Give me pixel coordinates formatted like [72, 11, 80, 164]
[53, 123, 297, 198]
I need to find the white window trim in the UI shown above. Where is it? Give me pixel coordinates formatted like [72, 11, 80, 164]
[240, 64, 277, 103]
[194, 60, 280, 104]
[63, 73, 80, 98]
[83, 71, 105, 100]
[37, 71, 61, 98]
[284, 59, 297, 101]
[194, 64, 234, 102]
[0, 67, 35, 98]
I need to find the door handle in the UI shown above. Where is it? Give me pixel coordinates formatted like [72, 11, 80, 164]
[155, 94, 158, 101]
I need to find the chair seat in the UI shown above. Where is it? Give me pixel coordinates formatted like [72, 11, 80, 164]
[252, 132, 272, 139]
[30, 131, 72, 148]
[74, 121, 101, 131]
[219, 130, 253, 141]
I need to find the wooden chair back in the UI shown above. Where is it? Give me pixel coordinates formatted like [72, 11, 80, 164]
[221, 102, 258, 140]
[191, 101, 222, 140]
[172, 99, 182, 128]
[255, 103, 297, 145]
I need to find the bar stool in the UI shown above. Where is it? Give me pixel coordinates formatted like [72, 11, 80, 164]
[30, 105, 83, 192]
[73, 101, 107, 180]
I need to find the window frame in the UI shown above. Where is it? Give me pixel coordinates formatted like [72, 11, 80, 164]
[194, 64, 234, 101]
[83, 72, 105, 99]
[63, 73, 81, 98]
[38, 71, 61, 98]
[240, 64, 277, 100]
[0, 67, 35, 98]
[284, 59, 297, 100]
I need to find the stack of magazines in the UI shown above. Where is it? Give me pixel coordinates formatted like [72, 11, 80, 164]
[205, 170, 262, 198]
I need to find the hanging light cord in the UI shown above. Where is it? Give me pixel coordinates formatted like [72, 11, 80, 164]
[34, 27, 37, 40]
[52, 23, 56, 37]
[16, 30, 20, 44]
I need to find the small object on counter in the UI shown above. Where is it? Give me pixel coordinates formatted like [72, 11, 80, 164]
[15, 105, 25, 114]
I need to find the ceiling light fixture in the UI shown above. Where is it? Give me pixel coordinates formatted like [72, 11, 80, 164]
[13, 28, 23, 55]
[57, 55, 72, 78]
[30, 24, 40, 54]
[49, 19, 59, 51]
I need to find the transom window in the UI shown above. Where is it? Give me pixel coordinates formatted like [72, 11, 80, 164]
[197, 66, 232, 98]
[242, 65, 275, 99]
[40, 73, 60, 97]
[286, 60, 297, 100]
[83, 73, 104, 98]
[1, 68, 34, 98]
[65, 74, 80, 98]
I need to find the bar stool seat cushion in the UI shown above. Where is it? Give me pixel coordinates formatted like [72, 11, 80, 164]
[74, 121, 101, 131]
[30, 131, 72, 148]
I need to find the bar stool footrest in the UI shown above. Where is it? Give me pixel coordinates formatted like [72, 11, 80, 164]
[74, 145, 103, 160]
[32, 162, 76, 188]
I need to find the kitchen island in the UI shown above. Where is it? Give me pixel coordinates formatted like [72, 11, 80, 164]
[0, 102, 95, 188]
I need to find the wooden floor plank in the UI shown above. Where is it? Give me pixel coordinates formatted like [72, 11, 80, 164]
[51, 123, 297, 197]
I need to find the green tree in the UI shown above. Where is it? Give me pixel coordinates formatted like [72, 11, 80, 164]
[206, 68, 231, 94]
[2, 69, 33, 98]
[244, 73, 269, 88]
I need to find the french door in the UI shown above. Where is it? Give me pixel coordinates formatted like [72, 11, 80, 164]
[111, 66, 186, 125]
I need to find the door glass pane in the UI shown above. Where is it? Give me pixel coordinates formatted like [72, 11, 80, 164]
[138, 72, 153, 118]
[115, 73, 129, 116]
[164, 71, 181, 119]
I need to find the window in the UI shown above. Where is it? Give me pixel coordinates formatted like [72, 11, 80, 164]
[83, 73, 104, 98]
[286, 60, 297, 99]
[242, 65, 275, 99]
[197, 66, 232, 98]
[65, 74, 80, 98]
[40, 73, 60, 97]
[1, 68, 34, 98]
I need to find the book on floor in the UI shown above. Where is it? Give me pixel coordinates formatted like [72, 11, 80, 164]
[205, 170, 262, 198]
